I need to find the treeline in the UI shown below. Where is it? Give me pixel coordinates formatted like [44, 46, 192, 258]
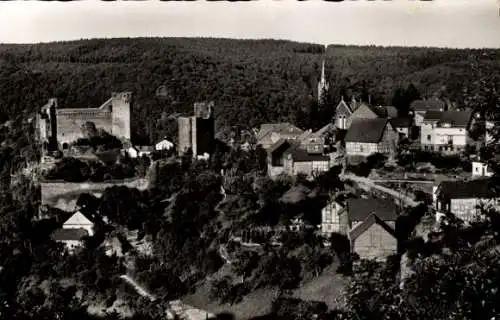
[1, 38, 500, 146]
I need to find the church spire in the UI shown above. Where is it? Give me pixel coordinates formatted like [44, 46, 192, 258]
[318, 45, 329, 106]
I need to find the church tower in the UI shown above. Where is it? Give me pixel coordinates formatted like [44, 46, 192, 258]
[317, 45, 329, 106]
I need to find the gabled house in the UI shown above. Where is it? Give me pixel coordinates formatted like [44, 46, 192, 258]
[345, 118, 398, 163]
[346, 198, 399, 229]
[334, 99, 354, 130]
[346, 198, 399, 261]
[420, 110, 472, 154]
[350, 103, 381, 121]
[283, 147, 331, 178]
[267, 139, 293, 177]
[410, 99, 446, 126]
[51, 211, 95, 253]
[256, 123, 304, 150]
[320, 198, 347, 235]
[349, 213, 398, 261]
[434, 178, 500, 223]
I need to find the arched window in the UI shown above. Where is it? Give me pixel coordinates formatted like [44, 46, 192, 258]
[62, 143, 69, 150]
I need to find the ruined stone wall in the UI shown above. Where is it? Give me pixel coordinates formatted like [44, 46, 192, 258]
[56, 110, 113, 145]
[178, 116, 193, 156]
[40, 178, 149, 212]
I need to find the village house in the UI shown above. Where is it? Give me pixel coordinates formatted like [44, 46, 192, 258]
[267, 139, 293, 177]
[155, 138, 174, 151]
[283, 147, 331, 177]
[433, 178, 500, 223]
[333, 98, 358, 130]
[420, 110, 472, 154]
[266, 123, 340, 178]
[344, 118, 398, 163]
[349, 214, 398, 261]
[50, 211, 95, 252]
[320, 198, 347, 235]
[410, 99, 446, 126]
[346, 198, 399, 261]
[256, 122, 304, 150]
[472, 160, 494, 178]
[389, 117, 413, 138]
[125, 145, 154, 158]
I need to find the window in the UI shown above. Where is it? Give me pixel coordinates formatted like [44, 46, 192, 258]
[427, 135, 431, 141]
[360, 145, 364, 152]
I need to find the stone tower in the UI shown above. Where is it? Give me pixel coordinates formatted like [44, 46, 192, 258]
[178, 101, 215, 159]
[317, 45, 329, 106]
[111, 92, 132, 142]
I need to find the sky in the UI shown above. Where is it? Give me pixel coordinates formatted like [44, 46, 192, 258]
[0, 0, 499, 48]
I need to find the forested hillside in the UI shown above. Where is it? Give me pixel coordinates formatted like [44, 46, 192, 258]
[1, 37, 500, 145]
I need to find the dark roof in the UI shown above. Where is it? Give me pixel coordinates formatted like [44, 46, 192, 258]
[438, 111, 472, 127]
[336, 100, 353, 114]
[284, 147, 330, 162]
[347, 198, 398, 221]
[410, 99, 445, 112]
[437, 178, 498, 200]
[257, 123, 303, 140]
[345, 118, 390, 143]
[389, 117, 412, 128]
[267, 139, 291, 154]
[349, 213, 397, 241]
[423, 110, 472, 127]
[423, 110, 443, 121]
[51, 228, 89, 241]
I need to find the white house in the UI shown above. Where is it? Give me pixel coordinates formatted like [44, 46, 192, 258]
[63, 211, 94, 236]
[420, 110, 472, 154]
[472, 161, 494, 178]
[126, 146, 154, 158]
[434, 178, 500, 223]
[320, 199, 347, 235]
[51, 211, 95, 252]
[155, 139, 174, 151]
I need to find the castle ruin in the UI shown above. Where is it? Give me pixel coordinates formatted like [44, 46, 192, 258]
[178, 101, 215, 159]
[36, 92, 132, 152]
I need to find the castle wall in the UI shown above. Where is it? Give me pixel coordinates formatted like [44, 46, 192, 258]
[40, 178, 149, 212]
[36, 92, 132, 149]
[56, 110, 113, 145]
[178, 116, 193, 156]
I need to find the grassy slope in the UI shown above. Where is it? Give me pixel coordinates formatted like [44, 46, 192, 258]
[183, 263, 347, 320]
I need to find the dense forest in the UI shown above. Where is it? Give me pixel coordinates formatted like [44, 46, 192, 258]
[1, 38, 500, 145]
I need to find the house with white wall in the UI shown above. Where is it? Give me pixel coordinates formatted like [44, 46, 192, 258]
[51, 211, 95, 252]
[420, 110, 472, 154]
[345, 118, 398, 163]
[434, 178, 500, 223]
